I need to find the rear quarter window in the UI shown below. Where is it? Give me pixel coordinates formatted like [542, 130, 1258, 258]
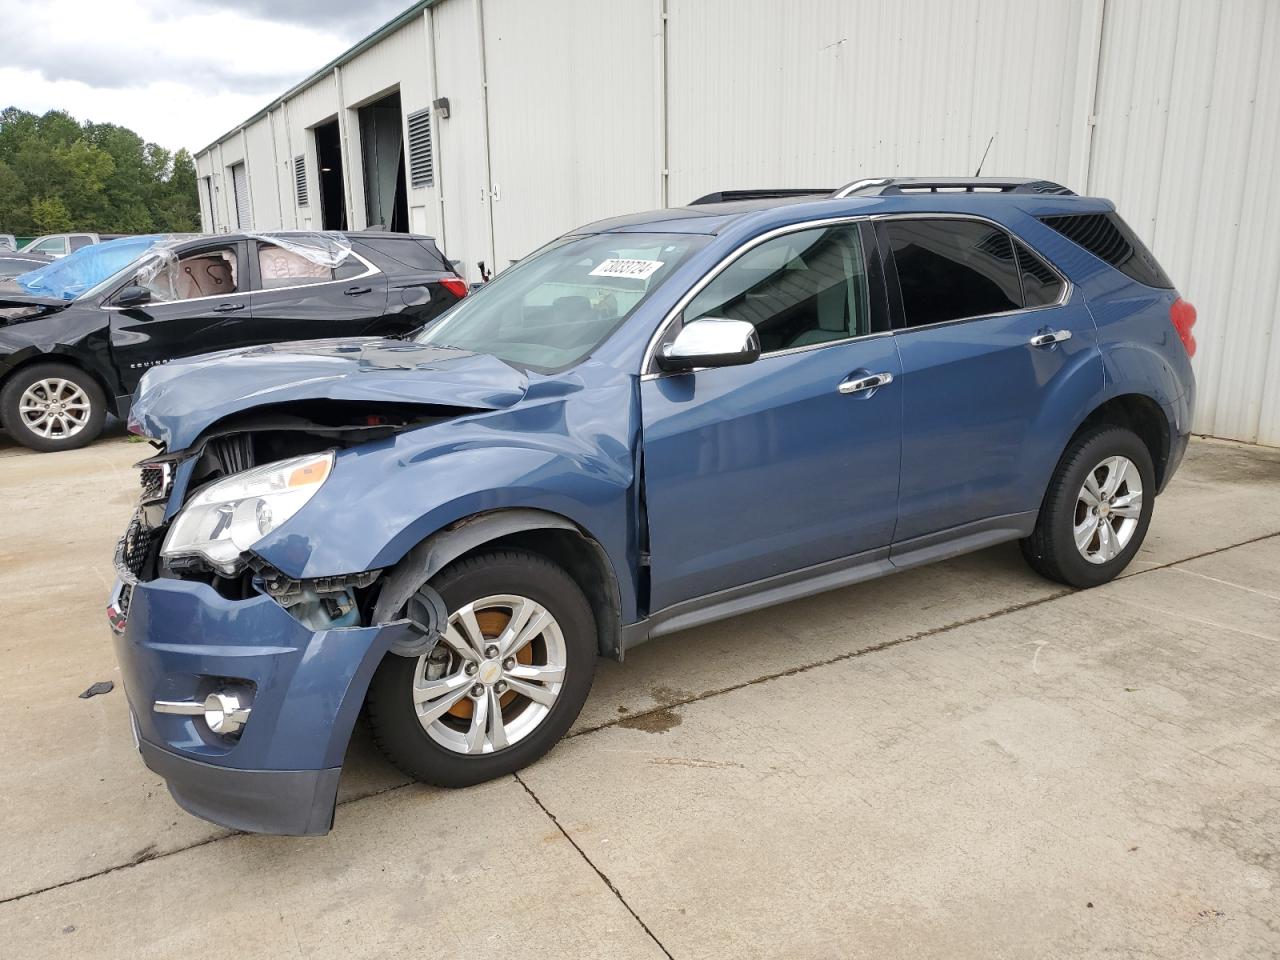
[355, 237, 448, 272]
[1038, 212, 1172, 288]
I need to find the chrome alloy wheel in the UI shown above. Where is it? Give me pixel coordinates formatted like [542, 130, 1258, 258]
[412, 594, 566, 755]
[18, 378, 91, 439]
[1074, 455, 1143, 564]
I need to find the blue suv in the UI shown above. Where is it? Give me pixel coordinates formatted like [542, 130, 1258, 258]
[109, 177, 1197, 835]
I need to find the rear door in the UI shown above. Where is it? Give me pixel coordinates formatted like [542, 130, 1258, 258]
[642, 221, 903, 611]
[879, 215, 1100, 548]
[107, 240, 253, 393]
[247, 238, 390, 342]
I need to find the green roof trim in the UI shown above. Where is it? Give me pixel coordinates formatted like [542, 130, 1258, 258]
[196, 0, 442, 155]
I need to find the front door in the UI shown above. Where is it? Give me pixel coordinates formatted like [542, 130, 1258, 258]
[879, 216, 1101, 546]
[642, 221, 902, 612]
[107, 240, 252, 393]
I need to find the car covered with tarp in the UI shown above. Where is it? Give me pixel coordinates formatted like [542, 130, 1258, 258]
[0, 230, 467, 451]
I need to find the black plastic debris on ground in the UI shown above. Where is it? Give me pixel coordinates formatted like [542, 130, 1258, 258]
[79, 680, 114, 699]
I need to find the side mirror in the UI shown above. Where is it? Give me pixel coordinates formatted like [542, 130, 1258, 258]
[113, 285, 152, 308]
[657, 318, 760, 372]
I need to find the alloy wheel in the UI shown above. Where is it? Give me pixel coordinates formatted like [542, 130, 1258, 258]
[18, 378, 92, 439]
[1073, 455, 1143, 564]
[412, 594, 566, 755]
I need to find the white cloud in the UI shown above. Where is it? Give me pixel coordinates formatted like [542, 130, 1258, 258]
[0, 0, 409, 151]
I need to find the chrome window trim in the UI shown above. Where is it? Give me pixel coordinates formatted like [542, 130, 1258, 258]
[869, 212, 1073, 333]
[101, 250, 379, 310]
[640, 215, 875, 379]
[640, 211, 1074, 379]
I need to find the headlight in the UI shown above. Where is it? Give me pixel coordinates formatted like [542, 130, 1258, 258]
[161, 451, 334, 573]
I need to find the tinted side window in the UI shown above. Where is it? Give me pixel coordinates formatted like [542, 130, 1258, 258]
[1038, 212, 1172, 288]
[884, 219, 1021, 327]
[1015, 240, 1065, 306]
[684, 225, 870, 353]
[69, 236, 94, 252]
[356, 237, 447, 272]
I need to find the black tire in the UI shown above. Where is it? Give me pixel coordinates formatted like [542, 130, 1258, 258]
[366, 549, 596, 788]
[1020, 425, 1156, 588]
[0, 362, 107, 452]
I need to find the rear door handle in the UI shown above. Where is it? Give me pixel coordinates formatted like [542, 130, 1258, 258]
[1028, 329, 1072, 347]
[838, 371, 894, 394]
[213, 302, 244, 313]
[344, 285, 373, 296]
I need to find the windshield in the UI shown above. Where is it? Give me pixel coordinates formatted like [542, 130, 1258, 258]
[415, 232, 708, 370]
[14, 235, 172, 301]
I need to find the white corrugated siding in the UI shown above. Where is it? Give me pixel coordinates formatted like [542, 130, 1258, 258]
[431, 0, 491, 280]
[482, 0, 659, 266]
[665, 0, 1085, 202]
[194, 0, 1280, 443]
[1089, 0, 1280, 444]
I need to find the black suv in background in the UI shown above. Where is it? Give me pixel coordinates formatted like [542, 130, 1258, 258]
[0, 231, 467, 451]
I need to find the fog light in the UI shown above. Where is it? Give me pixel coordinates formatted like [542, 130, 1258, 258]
[154, 690, 252, 736]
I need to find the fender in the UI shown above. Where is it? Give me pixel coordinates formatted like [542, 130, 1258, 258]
[252, 371, 644, 621]
[371, 508, 580, 624]
[0, 330, 124, 412]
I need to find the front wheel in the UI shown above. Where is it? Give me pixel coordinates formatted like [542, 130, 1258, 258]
[1020, 425, 1156, 588]
[366, 549, 596, 787]
[0, 362, 107, 452]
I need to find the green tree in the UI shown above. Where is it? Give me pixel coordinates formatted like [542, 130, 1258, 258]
[30, 196, 72, 232]
[0, 106, 199, 235]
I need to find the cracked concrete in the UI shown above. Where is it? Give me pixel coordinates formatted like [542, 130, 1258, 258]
[0, 432, 1278, 958]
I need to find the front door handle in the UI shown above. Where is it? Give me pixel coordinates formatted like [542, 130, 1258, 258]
[344, 285, 373, 296]
[1029, 329, 1072, 347]
[213, 302, 244, 313]
[838, 371, 894, 395]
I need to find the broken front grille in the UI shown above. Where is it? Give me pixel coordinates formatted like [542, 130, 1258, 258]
[116, 514, 158, 583]
[138, 462, 173, 505]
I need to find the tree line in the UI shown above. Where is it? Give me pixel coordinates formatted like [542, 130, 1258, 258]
[0, 106, 199, 236]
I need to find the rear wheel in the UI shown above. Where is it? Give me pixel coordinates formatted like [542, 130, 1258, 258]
[1020, 426, 1155, 588]
[0, 362, 106, 452]
[366, 549, 596, 787]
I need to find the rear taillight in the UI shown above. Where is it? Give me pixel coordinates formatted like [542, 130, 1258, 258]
[1170, 297, 1197, 357]
[440, 276, 468, 300]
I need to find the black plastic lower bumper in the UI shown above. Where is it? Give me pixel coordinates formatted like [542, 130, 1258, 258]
[139, 740, 341, 837]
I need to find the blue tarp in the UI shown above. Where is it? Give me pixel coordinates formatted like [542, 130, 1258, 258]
[15, 235, 167, 301]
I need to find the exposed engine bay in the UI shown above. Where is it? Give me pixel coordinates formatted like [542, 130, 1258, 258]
[116, 399, 476, 632]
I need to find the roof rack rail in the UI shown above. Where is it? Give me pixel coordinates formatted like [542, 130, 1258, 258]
[688, 188, 832, 205]
[830, 177, 1075, 198]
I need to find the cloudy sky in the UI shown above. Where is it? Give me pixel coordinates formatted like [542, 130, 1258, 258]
[0, 0, 410, 152]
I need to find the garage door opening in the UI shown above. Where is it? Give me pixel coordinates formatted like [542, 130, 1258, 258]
[314, 119, 347, 231]
[358, 90, 409, 232]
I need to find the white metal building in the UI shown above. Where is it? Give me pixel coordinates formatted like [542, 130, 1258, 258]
[196, 0, 1280, 446]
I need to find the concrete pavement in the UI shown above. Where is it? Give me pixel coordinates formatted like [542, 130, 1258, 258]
[1, 430, 1277, 958]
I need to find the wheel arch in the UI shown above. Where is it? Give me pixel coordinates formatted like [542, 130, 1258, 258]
[1069, 393, 1172, 489]
[371, 508, 625, 660]
[0, 349, 120, 420]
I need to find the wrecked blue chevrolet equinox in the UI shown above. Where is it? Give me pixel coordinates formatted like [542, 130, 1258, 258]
[110, 178, 1197, 834]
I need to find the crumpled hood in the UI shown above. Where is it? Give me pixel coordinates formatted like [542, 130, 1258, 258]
[130, 337, 529, 450]
[0, 291, 71, 324]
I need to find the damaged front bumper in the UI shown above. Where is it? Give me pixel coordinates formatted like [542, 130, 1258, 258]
[109, 573, 414, 836]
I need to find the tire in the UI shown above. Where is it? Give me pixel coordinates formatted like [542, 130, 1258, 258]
[1020, 425, 1156, 588]
[366, 549, 596, 788]
[0, 362, 107, 452]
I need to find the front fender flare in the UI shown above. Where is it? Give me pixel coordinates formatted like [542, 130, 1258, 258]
[371, 508, 580, 625]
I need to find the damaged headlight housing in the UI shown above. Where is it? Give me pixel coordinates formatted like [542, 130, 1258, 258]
[162, 451, 334, 574]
